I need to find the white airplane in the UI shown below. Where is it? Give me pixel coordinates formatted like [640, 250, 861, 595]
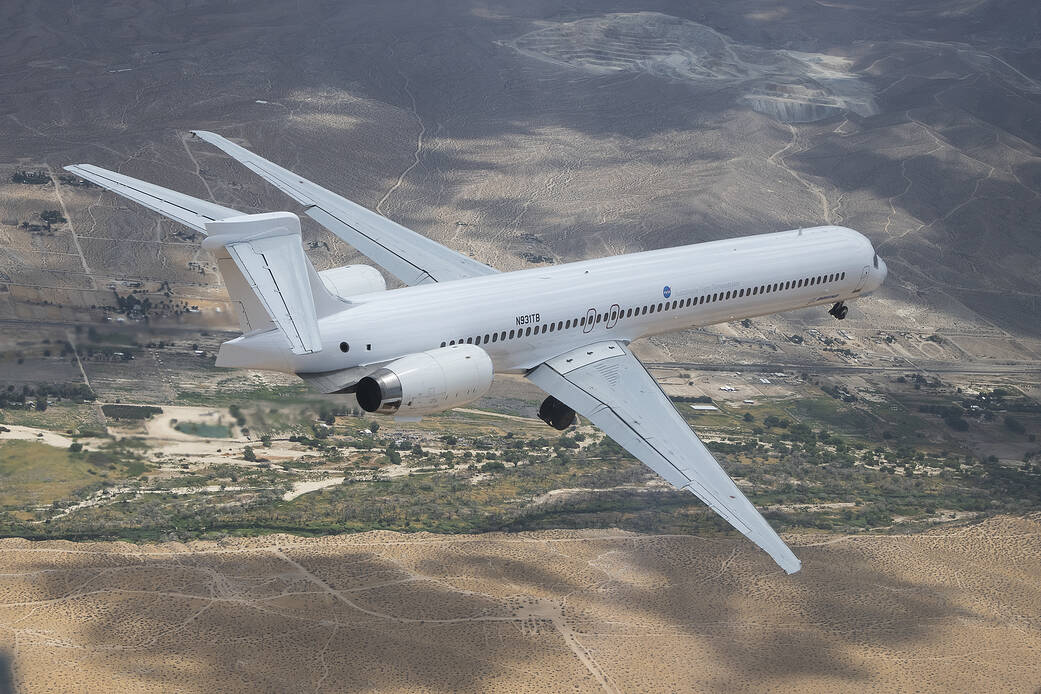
[66, 131, 887, 574]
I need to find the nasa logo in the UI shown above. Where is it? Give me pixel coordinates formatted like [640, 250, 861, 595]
[663, 285, 671, 299]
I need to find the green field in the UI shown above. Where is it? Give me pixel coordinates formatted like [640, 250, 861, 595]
[0, 402, 103, 433]
[0, 440, 100, 509]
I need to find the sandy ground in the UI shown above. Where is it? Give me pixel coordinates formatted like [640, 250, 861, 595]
[283, 477, 346, 501]
[142, 406, 246, 442]
[0, 425, 84, 449]
[1, 515, 1039, 693]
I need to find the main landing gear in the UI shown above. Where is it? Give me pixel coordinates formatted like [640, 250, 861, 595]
[538, 396, 577, 430]
[829, 301, 848, 320]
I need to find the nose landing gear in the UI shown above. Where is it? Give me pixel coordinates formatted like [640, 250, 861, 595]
[829, 301, 848, 320]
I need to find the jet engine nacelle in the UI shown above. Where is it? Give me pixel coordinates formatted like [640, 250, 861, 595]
[356, 345, 493, 416]
[318, 265, 386, 300]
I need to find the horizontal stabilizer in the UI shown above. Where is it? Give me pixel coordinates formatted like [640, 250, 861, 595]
[203, 212, 322, 355]
[63, 164, 241, 233]
[191, 130, 500, 285]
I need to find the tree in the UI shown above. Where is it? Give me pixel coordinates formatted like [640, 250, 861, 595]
[1004, 416, 1026, 435]
[369, 421, 380, 434]
[242, 445, 258, 462]
[743, 412, 754, 422]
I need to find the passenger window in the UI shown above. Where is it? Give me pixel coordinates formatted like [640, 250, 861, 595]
[841, 272, 845, 280]
[565, 319, 571, 329]
[491, 333, 498, 342]
[440, 341, 446, 348]
[672, 300, 678, 309]
[466, 337, 473, 344]
[542, 325, 548, 334]
[449, 340, 455, 345]
[642, 306, 648, 314]
[549, 323, 555, 332]
[557, 321, 563, 330]
[627, 308, 633, 317]
[509, 329, 515, 339]
[525, 327, 532, 336]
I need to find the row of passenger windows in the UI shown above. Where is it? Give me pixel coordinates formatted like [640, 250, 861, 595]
[438, 271, 847, 349]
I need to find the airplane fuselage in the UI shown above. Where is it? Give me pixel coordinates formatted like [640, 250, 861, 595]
[219, 224, 887, 376]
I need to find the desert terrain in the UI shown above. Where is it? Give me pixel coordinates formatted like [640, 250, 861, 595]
[1, 0, 1039, 339]
[1, 515, 1040, 693]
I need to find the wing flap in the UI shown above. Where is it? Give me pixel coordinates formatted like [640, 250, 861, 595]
[528, 341, 801, 574]
[190, 130, 499, 285]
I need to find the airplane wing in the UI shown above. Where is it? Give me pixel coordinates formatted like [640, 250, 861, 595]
[526, 341, 802, 574]
[190, 130, 499, 286]
[63, 164, 241, 234]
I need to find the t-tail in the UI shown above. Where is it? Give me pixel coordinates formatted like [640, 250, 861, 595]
[61, 163, 377, 368]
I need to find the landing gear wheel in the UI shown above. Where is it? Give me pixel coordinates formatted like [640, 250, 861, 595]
[829, 301, 848, 320]
[538, 396, 577, 430]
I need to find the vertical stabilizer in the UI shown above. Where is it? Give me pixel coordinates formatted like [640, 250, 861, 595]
[202, 212, 325, 355]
